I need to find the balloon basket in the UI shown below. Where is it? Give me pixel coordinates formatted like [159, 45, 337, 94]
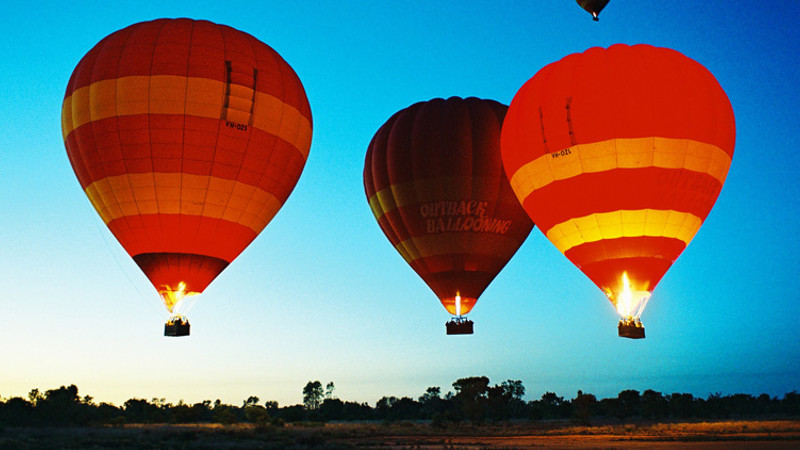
[446, 317, 474, 335]
[164, 317, 190, 337]
[618, 319, 645, 339]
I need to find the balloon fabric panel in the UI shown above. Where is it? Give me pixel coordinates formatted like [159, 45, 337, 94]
[62, 18, 312, 309]
[365, 97, 533, 316]
[502, 44, 734, 305]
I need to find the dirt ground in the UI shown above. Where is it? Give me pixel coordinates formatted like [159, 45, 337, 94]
[332, 419, 800, 449]
[360, 434, 800, 449]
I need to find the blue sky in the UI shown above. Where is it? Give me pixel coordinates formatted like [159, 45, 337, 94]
[1, 1, 798, 406]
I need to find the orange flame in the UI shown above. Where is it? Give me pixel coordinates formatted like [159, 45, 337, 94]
[608, 272, 651, 320]
[159, 282, 199, 313]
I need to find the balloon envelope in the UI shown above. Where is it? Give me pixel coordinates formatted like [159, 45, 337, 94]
[364, 97, 534, 316]
[501, 44, 735, 319]
[576, 0, 610, 20]
[62, 18, 312, 313]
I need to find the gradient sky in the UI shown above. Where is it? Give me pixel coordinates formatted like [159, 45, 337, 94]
[1, 1, 798, 407]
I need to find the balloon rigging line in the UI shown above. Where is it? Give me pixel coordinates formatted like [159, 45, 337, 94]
[84, 201, 164, 318]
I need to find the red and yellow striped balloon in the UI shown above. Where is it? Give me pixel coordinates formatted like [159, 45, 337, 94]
[62, 18, 312, 313]
[501, 44, 735, 322]
[364, 97, 534, 318]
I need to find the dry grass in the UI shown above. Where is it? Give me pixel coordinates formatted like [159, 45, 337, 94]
[126, 419, 800, 443]
[133, 418, 800, 437]
[1, 419, 799, 448]
[550, 420, 798, 434]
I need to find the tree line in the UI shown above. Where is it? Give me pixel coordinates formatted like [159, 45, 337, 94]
[1, 377, 798, 427]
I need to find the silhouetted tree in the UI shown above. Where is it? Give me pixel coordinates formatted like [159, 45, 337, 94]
[572, 390, 597, 425]
[243, 396, 260, 407]
[453, 376, 490, 422]
[374, 395, 423, 420]
[319, 398, 344, 421]
[390, 397, 421, 420]
[0, 397, 36, 425]
[641, 389, 669, 419]
[375, 395, 397, 420]
[192, 400, 214, 422]
[212, 401, 239, 424]
[419, 386, 441, 403]
[124, 398, 160, 423]
[486, 380, 525, 421]
[37, 384, 85, 425]
[502, 380, 527, 418]
[669, 392, 696, 418]
[244, 404, 270, 423]
[264, 400, 279, 411]
[616, 389, 641, 419]
[28, 388, 43, 405]
[537, 391, 567, 419]
[93, 402, 123, 424]
[502, 380, 525, 399]
[303, 381, 324, 410]
[755, 393, 775, 415]
[596, 396, 617, 418]
[782, 391, 800, 415]
[279, 404, 306, 422]
[704, 392, 731, 418]
[325, 382, 335, 400]
[338, 400, 373, 421]
[2, 381, 798, 427]
[419, 386, 449, 419]
[163, 400, 183, 423]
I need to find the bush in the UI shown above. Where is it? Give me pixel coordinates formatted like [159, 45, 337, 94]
[244, 405, 270, 424]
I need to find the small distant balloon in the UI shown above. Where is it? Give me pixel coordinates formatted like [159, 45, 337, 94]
[61, 18, 312, 336]
[576, 0, 610, 21]
[501, 44, 735, 338]
[364, 97, 534, 335]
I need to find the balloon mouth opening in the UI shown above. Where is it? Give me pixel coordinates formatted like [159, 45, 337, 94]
[441, 292, 476, 317]
[160, 282, 200, 315]
[605, 272, 652, 320]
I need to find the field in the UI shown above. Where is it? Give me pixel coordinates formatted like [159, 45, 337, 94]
[2, 419, 800, 449]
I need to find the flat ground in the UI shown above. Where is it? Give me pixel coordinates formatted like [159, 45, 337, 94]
[1, 419, 799, 449]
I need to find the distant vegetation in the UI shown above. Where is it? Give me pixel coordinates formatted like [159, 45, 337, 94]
[1, 377, 798, 427]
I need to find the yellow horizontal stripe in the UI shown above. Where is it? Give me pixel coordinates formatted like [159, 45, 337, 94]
[84, 173, 282, 234]
[509, 138, 731, 203]
[545, 209, 702, 254]
[394, 232, 522, 263]
[62, 75, 311, 159]
[367, 176, 509, 219]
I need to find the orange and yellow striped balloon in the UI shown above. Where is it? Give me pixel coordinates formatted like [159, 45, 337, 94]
[62, 18, 312, 312]
[501, 44, 735, 319]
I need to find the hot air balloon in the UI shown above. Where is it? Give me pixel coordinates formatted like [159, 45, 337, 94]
[364, 97, 534, 335]
[576, 0, 610, 21]
[501, 44, 735, 339]
[62, 18, 312, 336]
